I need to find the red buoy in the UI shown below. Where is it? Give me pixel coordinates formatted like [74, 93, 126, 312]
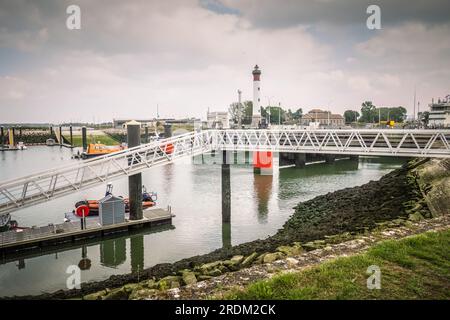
[76, 205, 90, 217]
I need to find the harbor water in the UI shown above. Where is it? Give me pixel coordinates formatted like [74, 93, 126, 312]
[0, 146, 405, 296]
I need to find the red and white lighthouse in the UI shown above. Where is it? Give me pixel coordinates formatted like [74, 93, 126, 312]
[251, 65, 262, 128]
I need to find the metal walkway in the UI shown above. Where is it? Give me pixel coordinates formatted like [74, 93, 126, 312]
[0, 129, 449, 216]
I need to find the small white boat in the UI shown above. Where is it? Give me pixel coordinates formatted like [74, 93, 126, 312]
[46, 138, 56, 146]
[17, 141, 27, 150]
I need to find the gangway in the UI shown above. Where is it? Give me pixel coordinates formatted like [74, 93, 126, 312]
[0, 129, 449, 216]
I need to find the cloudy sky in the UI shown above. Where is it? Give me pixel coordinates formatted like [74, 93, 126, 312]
[0, 0, 449, 123]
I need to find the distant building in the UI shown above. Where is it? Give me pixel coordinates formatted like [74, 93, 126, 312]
[300, 109, 344, 126]
[113, 118, 200, 129]
[207, 111, 230, 129]
[428, 95, 450, 128]
[113, 119, 162, 129]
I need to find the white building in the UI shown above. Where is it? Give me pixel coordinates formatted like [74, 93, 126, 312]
[428, 95, 450, 128]
[207, 111, 230, 129]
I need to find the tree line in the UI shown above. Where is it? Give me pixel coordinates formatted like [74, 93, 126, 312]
[343, 101, 407, 124]
[229, 100, 409, 126]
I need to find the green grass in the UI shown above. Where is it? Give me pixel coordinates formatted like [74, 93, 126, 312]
[70, 135, 120, 147]
[226, 229, 450, 300]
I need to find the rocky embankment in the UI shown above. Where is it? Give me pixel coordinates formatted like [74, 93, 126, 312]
[8, 158, 450, 300]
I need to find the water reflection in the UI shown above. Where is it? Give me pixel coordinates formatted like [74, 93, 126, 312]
[161, 163, 174, 197]
[100, 238, 126, 268]
[78, 245, 91, 270]
[253, 174, 273, 224]
[130, 235, 144, 274]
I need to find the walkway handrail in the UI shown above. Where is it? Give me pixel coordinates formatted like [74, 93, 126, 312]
[0, 128, 449, 215]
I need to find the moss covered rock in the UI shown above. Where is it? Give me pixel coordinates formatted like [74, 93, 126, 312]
[103, 287, 129, 300]
[83, 289, 108, 300]
[182, 271, 197, 285]
[263, 252, 283, 263]
[158, 276, 181, 290]
[129, 289, 158, 300]
[241, 252, 259, 267]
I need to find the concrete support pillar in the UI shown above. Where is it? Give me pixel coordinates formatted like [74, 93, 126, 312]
[295, 153, 306, 168]
[222, 222, 231, 250]
[59, 126, 63, 146]
[1, 127, 4, 149]
[221, 150, 231, 223]
[127, 122, 143, 220]
[164, 124, 172, 138]
[81, 126, 87, 152]
[144, 126, 149, 143]
[69, 126, 73, 146]
[325, 154, 336, 164]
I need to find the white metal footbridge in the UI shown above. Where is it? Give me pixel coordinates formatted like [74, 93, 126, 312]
[1, 128, 449, 215]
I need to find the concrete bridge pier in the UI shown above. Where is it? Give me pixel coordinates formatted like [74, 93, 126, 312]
[144, 126, 149, 143]
[280, 152, 306, 168]
[127, 121, 143, 221]
[222, 222, 231, 250]
[325, 154, 336, 164]
[1, 127, 4, 149]
[163, 124, 172, 138]
[69, 126, 73, 146]
[294, 153, 306, 168]
[59, 126, 63, 147]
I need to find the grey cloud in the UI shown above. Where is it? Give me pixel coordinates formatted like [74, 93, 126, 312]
[222, 0, 450, 29]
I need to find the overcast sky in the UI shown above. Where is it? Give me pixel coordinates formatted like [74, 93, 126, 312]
[0, 0, 449, 123]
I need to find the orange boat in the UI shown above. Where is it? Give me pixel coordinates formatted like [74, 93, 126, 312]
[74, 185, 157, 216]
[81, 143, 126, 159]
[80, 142, 174, 159]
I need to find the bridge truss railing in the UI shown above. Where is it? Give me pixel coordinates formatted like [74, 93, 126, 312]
[215, 129, 450, 157]
[0, 130, 215, 216]
[1, 129, 449, 215]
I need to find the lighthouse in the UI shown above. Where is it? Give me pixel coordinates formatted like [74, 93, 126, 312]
[251, 65, 262, 128]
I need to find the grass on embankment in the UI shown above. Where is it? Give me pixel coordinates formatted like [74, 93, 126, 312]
[227, 229, 450, 300]
[71, 135, 120, 147]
